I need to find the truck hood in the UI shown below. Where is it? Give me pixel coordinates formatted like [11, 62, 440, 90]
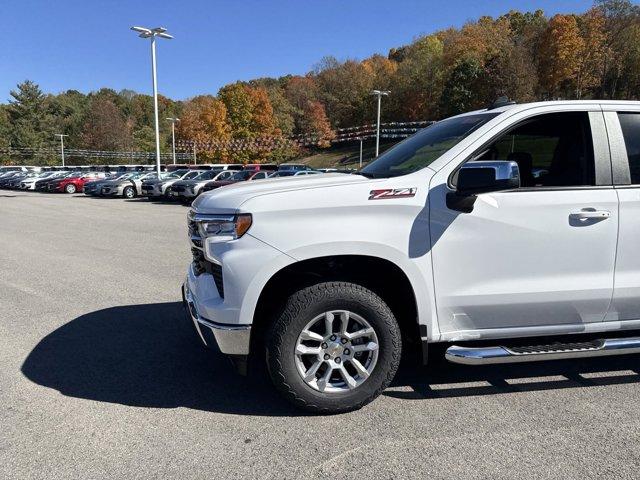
[193, 173, 376, 212]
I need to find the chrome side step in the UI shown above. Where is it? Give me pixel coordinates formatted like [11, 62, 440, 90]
[445, 337, 640, 365]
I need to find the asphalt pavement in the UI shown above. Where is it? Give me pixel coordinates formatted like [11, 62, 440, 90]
[2, 190, 640, 479]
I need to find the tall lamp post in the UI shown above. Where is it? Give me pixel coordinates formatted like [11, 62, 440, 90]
[131, 26, 173, 176]
[54, 134, 68, 167]
[371, 90, 390, 157]
[166, 117, 180, 165]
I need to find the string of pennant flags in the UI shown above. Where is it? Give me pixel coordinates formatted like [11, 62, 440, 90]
[0, 120, 434, 159]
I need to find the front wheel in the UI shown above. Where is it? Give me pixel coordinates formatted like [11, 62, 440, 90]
[123, 186, 135, 199]
[64, 183, 77, 194]
[266, 282, 401, 414]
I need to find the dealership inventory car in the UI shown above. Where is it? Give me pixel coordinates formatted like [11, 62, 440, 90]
[184, 99, 640, 413]
[97, 172, 154, 198]
[141, 169, 202, 198]
[168, 169, 237, 201]
[46, 172, 105, 193]
[200, 169, 269, 193]
[20, 171, 61, 190]
[33, 172, 76, 191]
[83, 173, 123, 196]
[0, 171, 29, 188]
[268, 170, 321, 178]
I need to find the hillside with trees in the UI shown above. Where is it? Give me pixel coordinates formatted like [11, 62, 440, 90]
[2, 0, 640, 165]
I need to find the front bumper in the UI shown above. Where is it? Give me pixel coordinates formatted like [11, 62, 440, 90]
[142, 184, 163, 196]
[182, 280, 251, 355]
[100, 185, 125, 196]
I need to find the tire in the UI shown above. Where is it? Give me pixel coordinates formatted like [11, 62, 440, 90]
[266, 281, 401, 414]
[64, 183, 76, 194]
[123, 186, 135, 199]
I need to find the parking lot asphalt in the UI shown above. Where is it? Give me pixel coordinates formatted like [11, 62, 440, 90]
[2, 191, 640, 479]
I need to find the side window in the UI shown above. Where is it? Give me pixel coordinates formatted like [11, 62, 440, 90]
[617, 112, 640, 184]
[475, 112, 595, 187]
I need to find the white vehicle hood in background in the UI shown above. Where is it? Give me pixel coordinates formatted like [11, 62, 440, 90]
[193, 173, 379, 212]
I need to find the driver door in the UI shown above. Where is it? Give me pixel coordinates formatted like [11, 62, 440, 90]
[429, 109, 619, 337]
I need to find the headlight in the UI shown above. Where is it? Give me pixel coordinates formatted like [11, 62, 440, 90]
[193, 213, 252, 243]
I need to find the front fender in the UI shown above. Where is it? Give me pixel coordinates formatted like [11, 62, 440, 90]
[238, 239, 438, 342]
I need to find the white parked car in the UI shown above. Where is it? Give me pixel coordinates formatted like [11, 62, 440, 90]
[183, 100, 640, 413]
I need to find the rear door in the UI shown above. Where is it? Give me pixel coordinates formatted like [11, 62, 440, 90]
[603, 106, 640, 322]
[429, 106, 619, 337]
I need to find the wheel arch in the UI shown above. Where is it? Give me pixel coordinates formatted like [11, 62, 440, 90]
[250, 254, 425, 365]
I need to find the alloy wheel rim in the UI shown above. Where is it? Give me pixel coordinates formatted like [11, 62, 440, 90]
[294, 310, 379, 393]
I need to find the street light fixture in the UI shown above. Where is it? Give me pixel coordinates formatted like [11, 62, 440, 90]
[131, 26, 173, 176]
[166, 117, 180, 165]
[371, 89, 390, 157]
[54, 134, 68, 167]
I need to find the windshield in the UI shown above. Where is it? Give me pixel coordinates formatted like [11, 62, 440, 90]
[162, 171, 185, 179]
[231, 171, 253, 181]
[182, 171, 201, 180]
[361, 113, 498, 177]
[195, 170, 221, 181]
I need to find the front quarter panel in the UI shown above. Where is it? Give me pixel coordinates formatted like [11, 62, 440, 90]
[240, 169, 439, 340]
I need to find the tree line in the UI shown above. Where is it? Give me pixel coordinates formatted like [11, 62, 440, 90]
[1, 0, 639, 164]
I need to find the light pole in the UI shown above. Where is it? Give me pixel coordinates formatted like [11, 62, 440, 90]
[358, 137, 363, 169]
[371, 89, 390, 157]
[54, 134, 68, 167]
[131, 26, 173, 177]
[166, 117, 180, 165]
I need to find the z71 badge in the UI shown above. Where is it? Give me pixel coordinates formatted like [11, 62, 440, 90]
[368, 188, 417, 200]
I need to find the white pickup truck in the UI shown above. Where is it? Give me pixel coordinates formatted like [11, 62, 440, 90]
[183, 100, 640, 413]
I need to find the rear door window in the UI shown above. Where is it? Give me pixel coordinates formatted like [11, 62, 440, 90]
[617, 112, 640, 184]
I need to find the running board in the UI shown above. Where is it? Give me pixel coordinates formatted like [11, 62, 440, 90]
[445, 337, 640, 365]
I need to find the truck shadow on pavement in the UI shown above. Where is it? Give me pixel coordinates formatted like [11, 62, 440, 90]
[21, 302, 302, 417]
[22, 301, 640, 414]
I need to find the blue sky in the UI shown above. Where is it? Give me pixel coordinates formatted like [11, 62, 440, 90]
[1, 0, 595, 101]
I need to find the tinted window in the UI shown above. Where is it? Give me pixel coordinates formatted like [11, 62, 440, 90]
[618, 112, 640, 184]
[362, 113, 498, 177]
[232, 171, 253, 180]
[473, 112, 595, 187]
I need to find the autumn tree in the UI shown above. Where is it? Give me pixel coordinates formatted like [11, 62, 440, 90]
[538, 15, 584, 97]
[439, 58, 485, 116]
[176, 95, 230, 160]
[314, 57, 374, 127]
[80, 97, 132, 151]
[299, 101, 335, 147]
[393, 35, 444, 119]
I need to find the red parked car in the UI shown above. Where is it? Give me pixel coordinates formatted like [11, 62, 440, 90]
[46, 173, 105, 194]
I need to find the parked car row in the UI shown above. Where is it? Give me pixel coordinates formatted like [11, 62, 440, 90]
[0, 163, 326, 203]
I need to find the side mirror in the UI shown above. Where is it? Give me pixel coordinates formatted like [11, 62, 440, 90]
[456, 161, 520, 196]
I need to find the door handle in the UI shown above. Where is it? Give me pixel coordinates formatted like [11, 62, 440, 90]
[570, 209, 611, 220]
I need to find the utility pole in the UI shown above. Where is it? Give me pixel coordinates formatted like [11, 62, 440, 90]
[359, 137, 363, 169]
[166, 117, 180, 165]
[131, 26, 173, 177]
[193, 144, 197, 165]
[371, 90, 390, 157]
[54, 134, 68, 167]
